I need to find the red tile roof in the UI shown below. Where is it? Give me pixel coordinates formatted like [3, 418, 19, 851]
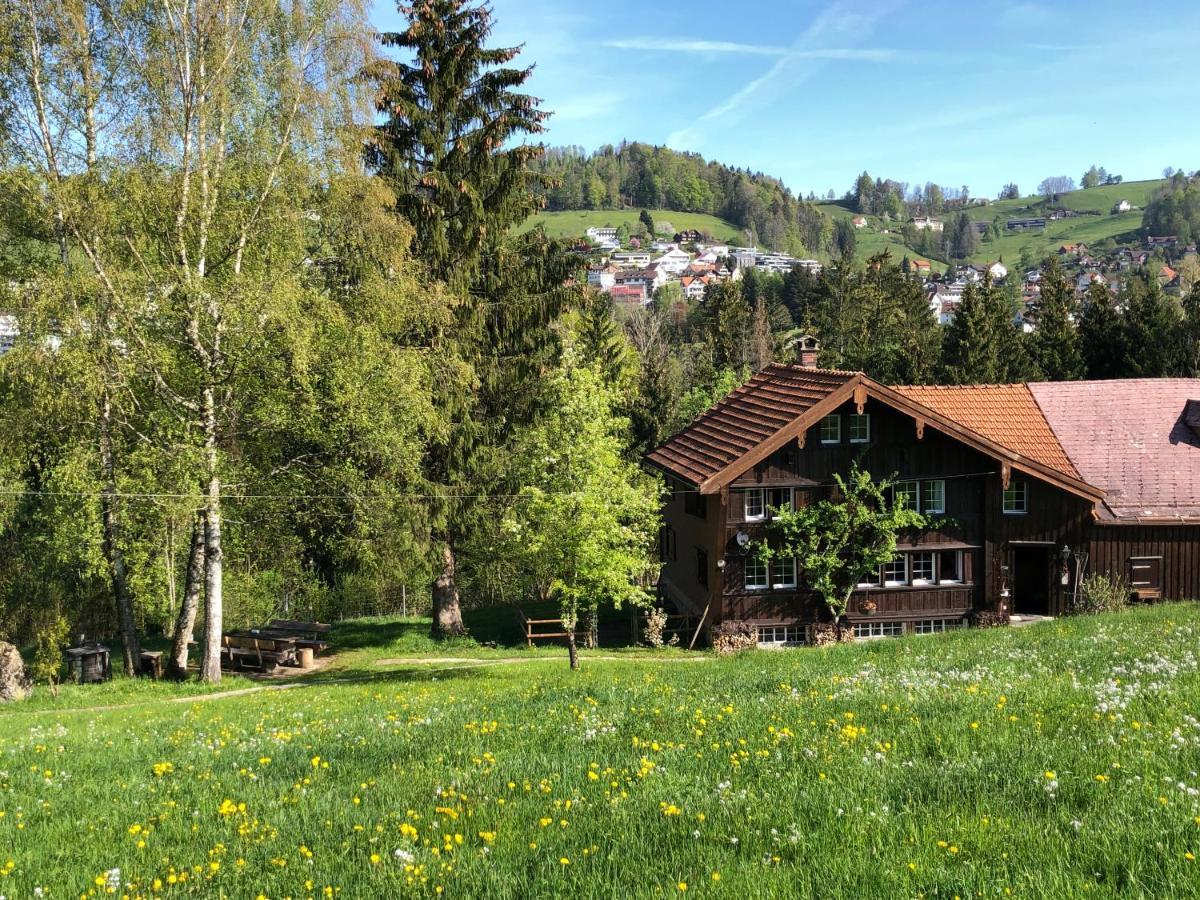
[891, 384, 1080, 481]
[1029, 380, 1200, 520]
[645, 365, 855, 487]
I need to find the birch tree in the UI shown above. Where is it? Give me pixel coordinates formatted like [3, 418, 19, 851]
[2, 0, 377, 680]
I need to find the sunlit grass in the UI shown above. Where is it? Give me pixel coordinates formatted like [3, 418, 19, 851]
[1, 603, 1198, 897]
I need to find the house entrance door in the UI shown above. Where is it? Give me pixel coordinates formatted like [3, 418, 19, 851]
[1011, 546, 1052, 616]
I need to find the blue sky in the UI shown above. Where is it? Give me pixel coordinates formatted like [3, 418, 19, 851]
[369, 0, 1200, 199]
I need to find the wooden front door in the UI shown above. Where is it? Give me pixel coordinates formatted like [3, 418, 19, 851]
[1012, 546, 1052, 616]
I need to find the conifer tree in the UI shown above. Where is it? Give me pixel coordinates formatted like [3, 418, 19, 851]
[1182, 285, 1200, 377]
[368, 0, 579, 637]
[1030, 258, 1084, 381]
[578, 293, 632, 387]
[941, 281, 997, 383]
[1122, 274, 1182, 377]
[1078, 282, 1126, 379]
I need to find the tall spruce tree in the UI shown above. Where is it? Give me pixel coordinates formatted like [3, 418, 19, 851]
[368, 0, 579, 637]
[1030, 258, 1084, 380]
[1078, 282, 1127, 379]
[941, 281, 998, 383]
[1121, 274, 1182, 377]
[1180, 284, 1200, 377]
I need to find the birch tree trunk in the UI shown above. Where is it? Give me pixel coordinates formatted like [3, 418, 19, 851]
[199, 384, 224, 683]
[169, 510, 205, 679]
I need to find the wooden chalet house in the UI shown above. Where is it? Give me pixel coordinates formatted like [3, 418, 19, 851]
[646, 351, 1200, 645]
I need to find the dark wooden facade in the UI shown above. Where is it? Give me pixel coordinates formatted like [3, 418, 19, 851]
[655, 390, 1200, 644]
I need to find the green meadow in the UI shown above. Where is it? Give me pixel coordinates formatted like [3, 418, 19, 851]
[515, 208, 745, 244]
[2, 603, 1199, 898]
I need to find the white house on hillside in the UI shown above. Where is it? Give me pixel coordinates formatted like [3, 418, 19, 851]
[610, 250, 651, 269]
[1112, 200, 1132, 214]
[653, 247, 691, 275]
[586, 226, 618, 242]
[910, 216, 944, 232]
[587, 266, 617, 292]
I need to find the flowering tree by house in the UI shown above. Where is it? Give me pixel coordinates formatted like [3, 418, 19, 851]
[755, 464, 928, 635]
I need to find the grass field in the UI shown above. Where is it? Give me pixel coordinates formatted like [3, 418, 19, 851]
[3, 603, 1199, 897]
[818, 179, 1168, 269]
[515, 208, 746, 244]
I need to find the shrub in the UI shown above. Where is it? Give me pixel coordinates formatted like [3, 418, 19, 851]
[711, 621, 756, 655]
[31, 610, 70, 693]
[1070, 573, 1131, 615]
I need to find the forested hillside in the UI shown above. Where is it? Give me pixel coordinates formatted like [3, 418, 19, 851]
[530, 144, 829, 255]
[1143, 171, 1200, 242]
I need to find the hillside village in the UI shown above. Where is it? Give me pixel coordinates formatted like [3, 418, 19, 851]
[579, 202, 1198, 337]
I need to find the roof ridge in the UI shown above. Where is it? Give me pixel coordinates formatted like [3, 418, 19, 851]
[1021, 383, 1081, 480]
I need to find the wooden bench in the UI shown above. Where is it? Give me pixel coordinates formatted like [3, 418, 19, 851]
[220, 635, 297, 672]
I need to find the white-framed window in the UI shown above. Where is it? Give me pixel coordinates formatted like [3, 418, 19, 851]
[766, 487, 793, 515]
[893, 481, 918, 510]
[819, 414, 841, 444]
[913, 618, 964, 635]
[853, 620, 905, 640]
[744, 557, 768, 590]
[911, 552, 935, 585]
[857, 566, 882, 588]
[922, 480, 945, 514]
[849, 413, 871, 443]
[757, 625, 807, 647]
[743, 488, 765, 521]
[938, 550, 964, 584]
[771, 557, 797, 589]
[1003, 480, 1028, 514]
[883, 555, 908, 586]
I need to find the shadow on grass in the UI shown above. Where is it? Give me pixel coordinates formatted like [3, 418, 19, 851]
[297, 658, 524, 688]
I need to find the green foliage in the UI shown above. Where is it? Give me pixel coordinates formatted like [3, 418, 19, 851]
[1121, 274, 1183, 377]
[493, 359, 663, 626]
[1030, 258, 1084, 380]
[755, 464, 929, 622]
[813, 251, 940, 383]
[1078, 282, 1126, 379]
[669, 367, 746, 436]
[30, 607, 69, 687]
[1070, 572, 1131, 615]
[1142, 173, 1200, 243]
[941, 277, 1031, 383]
[531, 143, 826, 255]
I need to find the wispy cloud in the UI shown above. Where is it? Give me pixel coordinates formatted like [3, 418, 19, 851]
[605, 37, 897, 59]
[667, 2, 899, 148]
[605, 37, 788, 56]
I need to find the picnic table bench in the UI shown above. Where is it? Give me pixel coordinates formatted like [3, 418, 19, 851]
[221, 634, 297, 672]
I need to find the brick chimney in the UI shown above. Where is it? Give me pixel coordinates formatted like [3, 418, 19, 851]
[789, 334, 821, 368]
